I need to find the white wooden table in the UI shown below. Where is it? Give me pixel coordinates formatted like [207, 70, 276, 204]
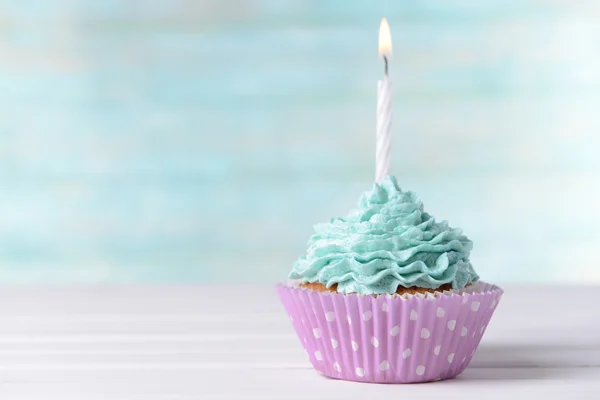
[0, 285, 597, 399]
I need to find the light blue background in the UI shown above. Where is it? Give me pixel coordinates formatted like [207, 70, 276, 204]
[0, 1, 599, 284]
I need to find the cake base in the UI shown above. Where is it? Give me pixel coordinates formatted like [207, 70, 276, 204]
[300, 282, 453, 296]
[277, 282, 503, 383]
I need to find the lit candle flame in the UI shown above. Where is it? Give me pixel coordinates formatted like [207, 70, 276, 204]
[378, 18, 392, 58]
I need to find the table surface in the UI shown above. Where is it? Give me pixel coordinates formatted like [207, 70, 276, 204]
[0, 285, 597, 399]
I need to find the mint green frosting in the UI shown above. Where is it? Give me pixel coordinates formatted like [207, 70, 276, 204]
[289, 176, 478, 295]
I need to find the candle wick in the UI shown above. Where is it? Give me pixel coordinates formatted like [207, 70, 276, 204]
[383, 56, 388, 77]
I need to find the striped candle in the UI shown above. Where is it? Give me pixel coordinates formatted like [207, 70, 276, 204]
[376, 18, 393, 183]
[376, 78, 392, 183]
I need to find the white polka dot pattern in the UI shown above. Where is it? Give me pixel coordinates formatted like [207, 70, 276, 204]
[333, 362, 341, 372]
[447, 320, 456, 331]
[276, 282, 503, 383]
[402, 348, 412, 359]
[379, 360, 389, 371]
[410, 310, 418, 320]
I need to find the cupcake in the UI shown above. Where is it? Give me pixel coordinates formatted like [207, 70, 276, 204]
[276, 176, 502, 383]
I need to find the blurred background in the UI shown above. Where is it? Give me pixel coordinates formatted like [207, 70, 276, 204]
[0, 1, 598, 285]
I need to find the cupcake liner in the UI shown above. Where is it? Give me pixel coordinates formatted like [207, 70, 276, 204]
[276, 281, 503, 383]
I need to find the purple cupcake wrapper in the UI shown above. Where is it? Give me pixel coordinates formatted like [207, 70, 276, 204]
[276, 281, 503, 383]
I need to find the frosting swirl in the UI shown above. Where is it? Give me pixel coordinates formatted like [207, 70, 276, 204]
[289, 176, 478, 295]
